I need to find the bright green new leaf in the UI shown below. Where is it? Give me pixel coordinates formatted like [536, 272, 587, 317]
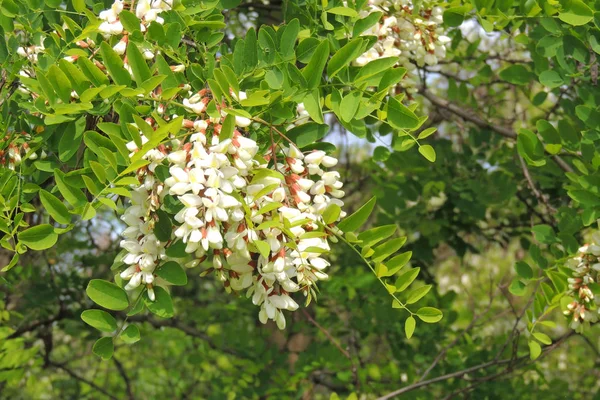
[17, 224, 58, 250]
[327, 38, 363, 79]
[418, 145, 436, 162]
[394, 267, 420, 292]
[388, 97, 419, 129]
[416, 307, 443, 323]
[406, 284, 432, 304]
[156, 261, 188, 286]
[558, 0, 593, 26]
[121, 324, 141, 344]
[93, 337, 114, 360]
[39, 190, 71, 224]
[86, 279, 129, 311]
[338, 197, 376, 232]
[81, 310, 118, 332]
[405, 316, 416, 339]
[145, 286, 174, 318]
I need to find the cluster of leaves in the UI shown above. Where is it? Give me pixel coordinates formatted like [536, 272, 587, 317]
[0, 0, 446, 360]
[1, 0, 600, 398]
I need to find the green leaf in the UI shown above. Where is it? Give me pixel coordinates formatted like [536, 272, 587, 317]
[155, 261, 188, 286]
[373, 146, 390, 162]
[353, 12, 382, 36]
[418, 127, 437, 140]
[99, 42, 132, 86]
[47, 65, 72, 103]
[121, 324, 141, 344]
[286, 123, 328, 148]
[17, 224, 58, 250]
[533, 332, 552, 345]
[517, 129, 545, 167]
[358, 224, 396, 247]
[532, 224, 555, 244]
[93, 337, 114, 360]
[144, 286, 174, 318]
[77, 57, 110, 86]
[86, 279, 129, 311]
[255, 240, 271, 258]
[90, 161, 107, 183]
[126, 42, 151, 85]
[322, 203, 341, 224]
[539, 70, 563, 88]
[54, 169, 87, 207]
[340, 91, 361, 122]
[327, 6, 358, 17]
[279, 19, 299, 58]
[405, 284, 432, 304]
[338, 197, 376, 232]
[378, 67, 407, 91]
[499, 65, 533, 85]
[388, 97, 419, 129]
[509, 279, 527, 296]
[515, 261, 533, 279]
[118, 10, 140, 33]
[416, 307, 443, 323]
[327, 38, 364, 79]
[355, 57, 399, 83]
[418, 145, 436, 162]
[81, 310, 118, 332]
[372, 238, 407, 263]
[39, 190, 71, 224]
[528, 340, 541, 360]
[558, 0, 593, 26]
[220, 114, 235, 141]
[405, 316, 416, 339]
[444, 6, 469, 27]
[302, 40, 329, 89]
[394, 267, 420, 292]
[153, 209, 173, 242]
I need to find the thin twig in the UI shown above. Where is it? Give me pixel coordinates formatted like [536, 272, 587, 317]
[377, 331, 574, 400]
[420, 89, 574, 174]
[302, 309, 351, 359]
[48, 361, 119, 400]
[113, 356, 135, 400]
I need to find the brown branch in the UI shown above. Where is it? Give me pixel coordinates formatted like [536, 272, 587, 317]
[377, 331, 575, 400]
[130, 316, 249, 359]
[302, 309, 350, 359]
[518, 154, 557, 215]
[7, 309, 67, 339]
[48, 361, 119, 400]
[420, 89, 573, 174]
[419, 278, 496, 381]
[441, 331, 575, 400]
[113, 356, 135, 400]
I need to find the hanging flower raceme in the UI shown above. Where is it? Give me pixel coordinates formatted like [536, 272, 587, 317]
[119, 91, 345, 329]
[564, 233, 600, 328]
[355, 0, 450, 94]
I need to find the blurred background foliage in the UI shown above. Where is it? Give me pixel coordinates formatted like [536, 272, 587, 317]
[2, 0, 600, 399]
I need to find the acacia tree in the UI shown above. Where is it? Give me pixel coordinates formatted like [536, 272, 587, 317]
[1, 0, 599, 398]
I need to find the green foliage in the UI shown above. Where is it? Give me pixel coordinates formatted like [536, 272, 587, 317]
[1, 0, 600, 398]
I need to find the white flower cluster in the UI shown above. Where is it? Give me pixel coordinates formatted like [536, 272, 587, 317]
[0, 133, 47, 171]
[356, 0, 450, 93]
[98, 0, 173, 36]
[119, 94, 345, 329]
[564, 233, 600, 327]
[16, 43, 45, 63]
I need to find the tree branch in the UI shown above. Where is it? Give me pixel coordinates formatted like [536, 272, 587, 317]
[376, 331, 574, 400]
[420, 89, 573, 174]
[48, 361, 119, 400]
[113, 356, 135, 400]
